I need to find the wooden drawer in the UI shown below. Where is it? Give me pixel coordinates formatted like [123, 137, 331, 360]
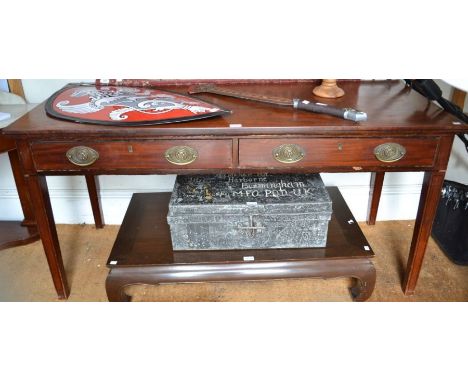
[31, 139, 233, 171]
[239, 138, 440, 169]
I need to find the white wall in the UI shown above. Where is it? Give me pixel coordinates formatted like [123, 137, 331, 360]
[0, 79, 466, 224]
[21, 79, 93, 103]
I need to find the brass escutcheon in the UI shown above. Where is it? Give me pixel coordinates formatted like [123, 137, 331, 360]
[272, 144, 305, 164]
[165, 146, 198, 165]
[374, 143, 406, 163]
[66, 146, 99, 167]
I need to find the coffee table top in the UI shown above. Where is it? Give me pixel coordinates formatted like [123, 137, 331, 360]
[107, 187, 373, 268]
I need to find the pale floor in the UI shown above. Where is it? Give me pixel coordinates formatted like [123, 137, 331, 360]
[0, 221, 467, 301]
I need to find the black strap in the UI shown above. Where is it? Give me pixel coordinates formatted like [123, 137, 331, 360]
[405, 79, 468, 153]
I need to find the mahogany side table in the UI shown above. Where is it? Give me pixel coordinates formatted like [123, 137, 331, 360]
[3, 80, 466, 300]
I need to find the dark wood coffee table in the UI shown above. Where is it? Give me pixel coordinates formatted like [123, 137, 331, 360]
[105, 187, 376, 301]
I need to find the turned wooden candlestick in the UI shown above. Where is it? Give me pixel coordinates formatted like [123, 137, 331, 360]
[313, 79, 345, 98]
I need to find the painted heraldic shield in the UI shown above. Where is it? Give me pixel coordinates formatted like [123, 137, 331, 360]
[45, 84, 230, 126]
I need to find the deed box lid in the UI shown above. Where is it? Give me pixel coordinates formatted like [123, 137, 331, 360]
[168, 174, 332, 216]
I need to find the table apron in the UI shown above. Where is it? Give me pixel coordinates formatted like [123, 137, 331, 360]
[25, 135, 450, 174]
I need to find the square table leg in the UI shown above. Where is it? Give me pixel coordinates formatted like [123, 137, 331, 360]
[26, 174, 69, 299]
[85, 175, 104, 229]
[403, 171, 445, 294]
[367, 172, 385, 225]
[8, 149, 36, 227]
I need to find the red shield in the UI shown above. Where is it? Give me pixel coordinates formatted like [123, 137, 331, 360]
[45, 84, 230, 126]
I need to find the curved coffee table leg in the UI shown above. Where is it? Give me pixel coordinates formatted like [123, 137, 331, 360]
[106, 258, 377, 302]
[106, 269, 133, 302]
[349, 260, 376, 302]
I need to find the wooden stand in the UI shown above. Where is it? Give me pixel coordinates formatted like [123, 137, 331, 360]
[105, 187, 376, 302]
[313, 79, 345, 98]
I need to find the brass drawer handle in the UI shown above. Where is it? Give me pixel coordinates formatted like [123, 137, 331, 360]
[66, 146, 99, 166]
[374, 143, 406, 163]
[272, 144, 305, 164]
[165, 146, 198, 165]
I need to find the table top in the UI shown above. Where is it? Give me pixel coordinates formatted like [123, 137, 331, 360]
[3, 80, 465, 139]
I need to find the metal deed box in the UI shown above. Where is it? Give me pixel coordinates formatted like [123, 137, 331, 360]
[167, 174, 332, 251]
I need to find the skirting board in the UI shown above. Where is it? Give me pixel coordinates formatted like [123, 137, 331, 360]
[0, 184, 423, 225]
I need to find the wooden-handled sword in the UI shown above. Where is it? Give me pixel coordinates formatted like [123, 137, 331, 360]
[188, 84, 367, 122]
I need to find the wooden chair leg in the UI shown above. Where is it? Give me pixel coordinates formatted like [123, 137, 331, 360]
[85, 175, 104, 229]
[366, 172, 385, 225]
